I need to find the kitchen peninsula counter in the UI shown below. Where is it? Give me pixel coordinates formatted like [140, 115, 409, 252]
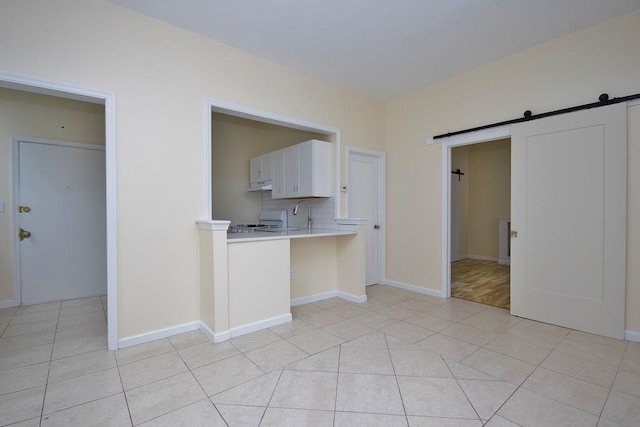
[197, 219, 367, 343]
[226, 228, 357, 242]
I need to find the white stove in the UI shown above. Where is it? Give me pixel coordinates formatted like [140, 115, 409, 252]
[229, 210, 288, 233]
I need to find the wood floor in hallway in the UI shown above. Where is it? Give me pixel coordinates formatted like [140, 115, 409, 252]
[451, 258, 510, 309]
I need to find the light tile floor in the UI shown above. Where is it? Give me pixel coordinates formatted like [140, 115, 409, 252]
[1, 286, 639, 426]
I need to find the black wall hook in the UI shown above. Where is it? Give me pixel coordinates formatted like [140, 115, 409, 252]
[452, 169, 465, 181]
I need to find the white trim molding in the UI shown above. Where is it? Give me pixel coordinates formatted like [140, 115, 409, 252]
[196, 220, 230, 231]
[441, 125, 513, 300]
[291, 290, 367, 306]
[467, 255, 499, 262]
[335, 218, 369, 225]
[228, 314, 292, 339]
[199, 322, 229, 343]
[118, 321, 201, 349]
[625, 330, 640, 342]
[383, 279, 443, 298]
[202, 314, 293, 343]
[0, 70, 118, 351]
[337, 291, 367, 303]
[0, 300, 18, 309]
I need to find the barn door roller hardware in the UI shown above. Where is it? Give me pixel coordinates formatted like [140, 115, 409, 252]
[433, 93, 640, 140]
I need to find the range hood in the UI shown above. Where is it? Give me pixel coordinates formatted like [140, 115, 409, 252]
[246, 180, 272, 192]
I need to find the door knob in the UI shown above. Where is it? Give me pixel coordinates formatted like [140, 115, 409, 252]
[19, 228, 31, 241]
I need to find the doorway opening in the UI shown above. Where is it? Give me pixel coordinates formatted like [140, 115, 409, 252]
[0, 73, 117, 350]
[441, 125, 512, 310]
[450, 139, 511, 309]
[205, 99, 341, 222]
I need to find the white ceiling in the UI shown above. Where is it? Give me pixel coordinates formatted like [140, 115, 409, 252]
[107, 0, 640, 100]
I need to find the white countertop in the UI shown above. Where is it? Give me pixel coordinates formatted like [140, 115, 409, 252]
[226, 228, 357, 243]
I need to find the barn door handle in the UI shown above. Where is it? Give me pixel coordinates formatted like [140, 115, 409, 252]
[19, 228, 31, 241]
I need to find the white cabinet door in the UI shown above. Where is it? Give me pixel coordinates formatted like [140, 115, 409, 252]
[249, 156, 262, 183]
[284, 144, 300, 197]
[272, 149, 286, 198]
[261, 152, 274, 181]
[249, 153, 274, 183]
[511, 103, 626, 339]
[297, 141, 314, 196]
[270, 140, 332, 199]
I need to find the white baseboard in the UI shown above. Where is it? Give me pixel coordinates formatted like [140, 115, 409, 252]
[118, 321, 200, 349]
[337, 291, 367, 303]
[498, 258, 511, 265]
[383, 279, 443, 298]
[198, 321, 231, 343]
[467, 254, 499, 262]
[228, 313, 292, 339]
[291, 291, 337, 306]
[625, 329, 640, 342]
[291, 290, 367, 306]
[0, 299, 18, 309]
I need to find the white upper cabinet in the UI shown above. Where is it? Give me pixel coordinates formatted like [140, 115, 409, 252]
[249, 152, 274, 183]
[272, 149, 286, 197]
[271, 139, 332, 199]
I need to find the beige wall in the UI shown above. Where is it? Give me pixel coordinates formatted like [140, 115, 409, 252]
[212, 113, 324, 224]
[0, 87, 105, 301]
[0, 0, 384, 338]
[3, 1, 639, 338]
[385, 10, 640, 331]
[466, 139, 511, 259]
[290, 237, 337, 300]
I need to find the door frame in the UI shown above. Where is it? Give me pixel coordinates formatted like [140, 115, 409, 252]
[0, 70, 118, 350]
[346, 145, 386, 285]
[440, 100, 640, 301]
[13, 137, 106, 305]
[441, 126, 511, 298]
[204, 98, 341, 220]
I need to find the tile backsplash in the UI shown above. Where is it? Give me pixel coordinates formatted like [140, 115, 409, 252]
[262, 192, 338, 230]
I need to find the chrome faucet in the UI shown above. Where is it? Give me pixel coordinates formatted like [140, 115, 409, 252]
[293, 200, 311, 230]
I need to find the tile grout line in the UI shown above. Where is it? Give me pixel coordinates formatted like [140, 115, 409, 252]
[382, 333, 410, 425]
[596, 340, 628, 423]
[440, 356, 485, 424]
[38, 303, 62, 425]
[332, 343, 343, 426]
[114, 333, 136, 427]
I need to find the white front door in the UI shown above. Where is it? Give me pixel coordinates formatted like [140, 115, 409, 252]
[348, 149, 384, 286]
[511, 103, 627, 339]
[18, 140, 107, 305]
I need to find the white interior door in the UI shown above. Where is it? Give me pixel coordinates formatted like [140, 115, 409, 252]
[511, 103, 626, 339]
[18, 140, 107, 305]
[348, 149, 384, 286]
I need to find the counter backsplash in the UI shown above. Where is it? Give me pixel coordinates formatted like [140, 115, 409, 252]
[261, 193, 339, 230]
